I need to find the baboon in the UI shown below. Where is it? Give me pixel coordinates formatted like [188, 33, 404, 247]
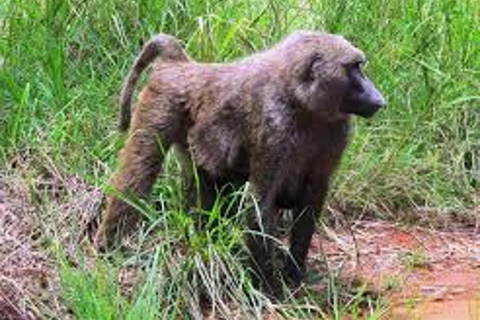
[95, 31, 386, 296]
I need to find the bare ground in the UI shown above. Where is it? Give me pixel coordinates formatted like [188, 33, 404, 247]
[0, 169, 101, 320]
[312, 219, 480, 319]
[0, 170, 478, 319]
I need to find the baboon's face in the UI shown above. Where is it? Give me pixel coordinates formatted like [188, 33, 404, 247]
[340, 61, 386, 118]
[294, 34, 386, 119]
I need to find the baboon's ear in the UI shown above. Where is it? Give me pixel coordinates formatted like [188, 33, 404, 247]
[300, 53, 324, 82]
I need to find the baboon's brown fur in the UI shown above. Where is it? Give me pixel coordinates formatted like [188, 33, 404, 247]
[96, 31, 385, 297]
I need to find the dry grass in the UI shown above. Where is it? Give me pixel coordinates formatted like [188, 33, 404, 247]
[0, 172, 53, 319]
[0, 163, 103, 319]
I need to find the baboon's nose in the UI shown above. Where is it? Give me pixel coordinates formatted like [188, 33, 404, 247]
[369, 90, 386, 110]
[374, 97, 386, 110]
[378, 95, 387, 108]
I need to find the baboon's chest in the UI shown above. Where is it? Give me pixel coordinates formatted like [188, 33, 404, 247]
[275, 127, 348, 208]
[276, 177, 308, 208]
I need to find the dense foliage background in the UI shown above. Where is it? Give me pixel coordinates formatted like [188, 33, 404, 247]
[0, 0, 478, 318]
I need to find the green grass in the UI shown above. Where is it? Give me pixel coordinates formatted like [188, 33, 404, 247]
[0, 0, 478, 318]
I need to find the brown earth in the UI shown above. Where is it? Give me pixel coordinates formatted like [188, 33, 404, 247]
[0, 170, 479, 319]
[311, 220, 480, 319]
[0, 170, 100, 320]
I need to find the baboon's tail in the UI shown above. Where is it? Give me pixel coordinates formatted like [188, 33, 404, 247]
[119, 34, 190, 131]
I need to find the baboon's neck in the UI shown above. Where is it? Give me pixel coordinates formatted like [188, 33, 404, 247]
[289, 101, 351, 129]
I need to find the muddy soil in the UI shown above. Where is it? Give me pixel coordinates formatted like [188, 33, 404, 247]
[311, 220, 480, 319]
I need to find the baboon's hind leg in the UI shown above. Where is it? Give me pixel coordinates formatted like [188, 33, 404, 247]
[96, 93, 187, 249]
[96, 128, 168, 248]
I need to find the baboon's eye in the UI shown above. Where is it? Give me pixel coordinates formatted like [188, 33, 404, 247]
[347, 60, 365, 71]
[347, 62, 366, 91]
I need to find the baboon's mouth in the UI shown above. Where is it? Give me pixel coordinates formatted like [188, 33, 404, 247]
[343, 104, 383, 118]
[357, 106, 382, 118]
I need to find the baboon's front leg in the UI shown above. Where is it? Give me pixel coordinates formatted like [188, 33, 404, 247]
[246, 196, 282, 298]
[246, 156, 285, 298]
[285, 175, 329, 283]
[96, 128, 168, 249]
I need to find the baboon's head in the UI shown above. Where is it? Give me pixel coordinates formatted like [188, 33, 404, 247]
[282, 31, 386, 119]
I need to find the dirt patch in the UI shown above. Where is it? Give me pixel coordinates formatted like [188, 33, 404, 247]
[0, 169, 102, 320]
[0, 174, 51, 320]
[311, 220, 480, 319]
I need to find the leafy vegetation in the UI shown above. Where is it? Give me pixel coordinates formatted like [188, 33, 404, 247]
[0, 0, 478, 318]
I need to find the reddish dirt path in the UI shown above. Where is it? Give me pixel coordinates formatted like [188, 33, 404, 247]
[310, 220, 480, 319]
